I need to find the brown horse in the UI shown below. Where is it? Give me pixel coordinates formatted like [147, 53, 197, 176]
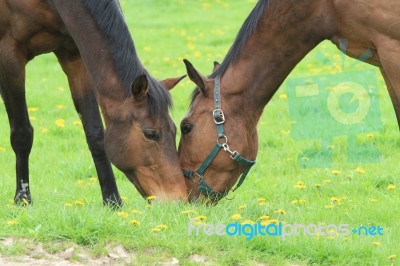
[179, 0, 400, 203]
[0, 0, 187, 205]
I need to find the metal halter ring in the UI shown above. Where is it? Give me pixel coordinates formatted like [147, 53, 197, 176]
[217, 135, 228, 145]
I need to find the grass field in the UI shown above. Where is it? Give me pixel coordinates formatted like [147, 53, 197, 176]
[0, 0, 399, 265]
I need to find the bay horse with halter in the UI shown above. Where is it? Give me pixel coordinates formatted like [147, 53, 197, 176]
[179, 0, 400, 203]
[0, 0, 187, 205]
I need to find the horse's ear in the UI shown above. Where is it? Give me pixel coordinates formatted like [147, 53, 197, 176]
[212, 61, 220, 73]
[131, 74, 148, 101]
[183, 59, 208, 95]
[160, 75, 186, 91]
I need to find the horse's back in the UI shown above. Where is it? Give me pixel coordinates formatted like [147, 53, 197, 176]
[332, 0, 400, 42]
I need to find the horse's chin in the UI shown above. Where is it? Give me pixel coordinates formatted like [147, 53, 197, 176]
[125, 173, 148, 198]
[187, 191, 218, 206]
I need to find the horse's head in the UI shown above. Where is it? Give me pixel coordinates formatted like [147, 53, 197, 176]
[178, 60, 258, 204]
[103, 74, 188, 201]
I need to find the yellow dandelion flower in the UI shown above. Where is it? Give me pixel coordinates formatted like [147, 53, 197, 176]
[74, 200, 85, 206]
[387, 184, 396, 190]
[143, 46, 152, 52]
[259, 215, 269, 221]
[201, 3, 210, 9]
[7, 220, 19, 226]
[28, 107, 38, 113]
[268, 219, 279, 224]
[292, 199, 307, 205]
[129, 219, 140, 226]
[280, 130, 290, 136]
[231, 214, 242, 220]
[238, 204, 247, 210]
[241, 219, 255, 225]
[56, 104, 65, 109]
[388, 255, 396, 260]
[120, 196, 128, 203]
[274, 209, 286, 215]
[117, 211, 129, 218]
[194, 215, 207, 221]
[89, 177, 97, 182]
[147, 195, 157, 201]
[331, 170, 341, 175]
[0, 147, 6, 152]
[295, 181, 306, 189]
[299, 199, 307, 204]
[258, 197, 266, 202]
[131, 209, 143, 215]
[29, 116, 37, 121]
[64, 202, 73, 207]
[193, 220, 206, 226]
[330, 196, 342, 204]
[181, 210, 197, 215]
[156, 224, 168, 230]
[367, 133, 374, 138]
[372, 241, 382, 246]
[151, 228, 161, 233]
[279, 93, 288, 100]
[193, 51, 201, 58]
[55, 119, 65, 128]
[355, 167, 365, 174]
[73, 120, 82, 126]
[22, 198, 29, 205]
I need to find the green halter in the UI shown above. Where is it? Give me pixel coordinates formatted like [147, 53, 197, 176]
[182, 76, 256, 201]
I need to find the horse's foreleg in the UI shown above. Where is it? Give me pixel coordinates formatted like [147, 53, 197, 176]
[380, 69, 400, 130]
[54, 48, 122, 207]
[377, 46, 400, 131]
[0, 43, 33, 204]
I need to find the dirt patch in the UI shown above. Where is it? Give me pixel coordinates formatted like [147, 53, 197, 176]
[0, 237, 133, 265]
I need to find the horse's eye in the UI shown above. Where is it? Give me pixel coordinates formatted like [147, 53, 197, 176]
[181, 123, 193, 135]
[143, 130, 161, 141]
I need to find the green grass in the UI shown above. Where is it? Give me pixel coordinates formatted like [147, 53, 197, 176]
[0, 0, 399, 265]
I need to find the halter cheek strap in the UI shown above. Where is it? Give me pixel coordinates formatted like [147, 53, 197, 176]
[182, 76, 256, 201]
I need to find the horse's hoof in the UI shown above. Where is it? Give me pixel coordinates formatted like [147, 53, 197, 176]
[14, 192, 32, 206]
[103, 196, 123, 209]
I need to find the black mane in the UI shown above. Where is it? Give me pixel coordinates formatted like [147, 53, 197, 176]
[191, 0, 267, 103]
[83, 0, 171, 117]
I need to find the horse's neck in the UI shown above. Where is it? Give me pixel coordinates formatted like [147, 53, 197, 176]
[52, 0, 129, 103]
[221, 0, 335, 126]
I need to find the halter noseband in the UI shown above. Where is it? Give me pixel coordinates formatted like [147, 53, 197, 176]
[182, 76, 256, 201]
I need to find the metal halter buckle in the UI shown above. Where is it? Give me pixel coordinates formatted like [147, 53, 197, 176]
[213, 109, 225, 124]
